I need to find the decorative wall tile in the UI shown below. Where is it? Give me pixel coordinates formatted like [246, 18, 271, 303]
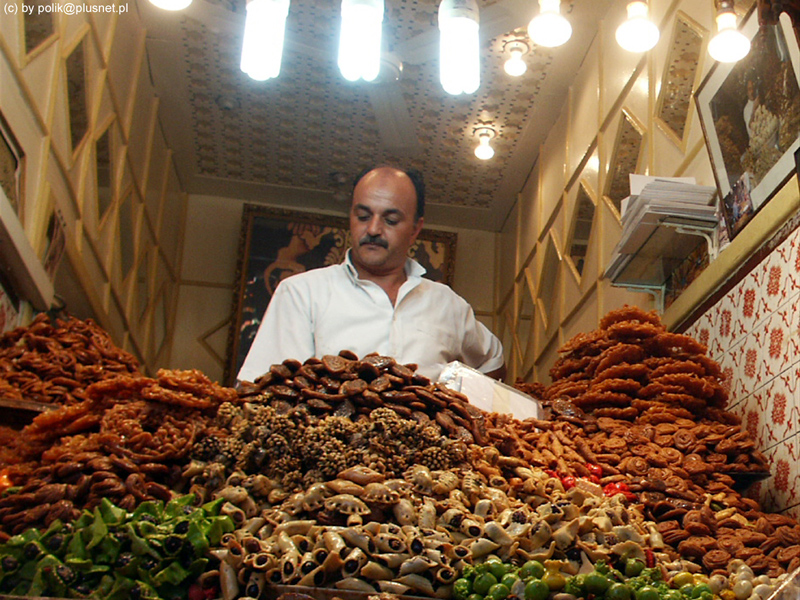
[756, 370, 798, 450]
[697, 223, 800, 517]
[756, 434, 799, 514]
[787, 230, 800, 291]
[735, 388, 767, 450]
[731, 335, 764, 398]
[718, 337, 746, 409]
[758, 303, 797, 381]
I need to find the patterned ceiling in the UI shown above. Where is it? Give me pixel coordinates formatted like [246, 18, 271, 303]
[140, 0, 615, 231]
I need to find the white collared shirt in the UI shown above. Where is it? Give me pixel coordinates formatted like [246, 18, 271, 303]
[237, 251, 504, 382]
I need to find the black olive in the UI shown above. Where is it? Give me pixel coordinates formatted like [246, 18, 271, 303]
[174, 520, 190, 535]
[163, 535, 183, 555]
[130, 584, 143, 600]
[140, 556, 159, 571]
[116, 552, 135, 568]
[246, 582, 261, 597]
[23, 541, 42, 560]
[565, 547, 582, 563]
[178, 546, 195, 569]
[56, 564, 77, 585]
[1, 555, 19, 572]
[45, 534, 64, 552]
[115, 531, 130, 545]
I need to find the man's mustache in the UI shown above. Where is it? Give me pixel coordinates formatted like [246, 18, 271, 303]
[359, 234, 388, 248]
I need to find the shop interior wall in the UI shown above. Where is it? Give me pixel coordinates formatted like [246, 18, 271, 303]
[498, 0, 800, 515]
[684, 233, 800, 520]
[0, 1, 187, 374]
[170, 194, 500, 385]
[499, 0, 726, 384]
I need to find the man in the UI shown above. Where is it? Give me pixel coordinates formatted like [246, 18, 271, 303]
[237, 165, 506, 383]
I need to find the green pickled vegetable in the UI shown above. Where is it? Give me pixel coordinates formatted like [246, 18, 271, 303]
[0, 493, 233, 600]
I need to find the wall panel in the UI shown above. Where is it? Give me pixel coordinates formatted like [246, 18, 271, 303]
[0, 0, 185, 373]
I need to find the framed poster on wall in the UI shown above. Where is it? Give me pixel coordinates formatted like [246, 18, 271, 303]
[224, 205, 457, 385]
[695, 8, 800, 215]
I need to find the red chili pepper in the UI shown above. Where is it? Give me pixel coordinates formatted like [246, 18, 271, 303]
[588, 474, 601, 485]
[644, 548, 655, 568]
[586, 463, 603, 478]
[602, 483, 621, 496]
[203, 586, 219, 600]
[562, 475, 576, 490]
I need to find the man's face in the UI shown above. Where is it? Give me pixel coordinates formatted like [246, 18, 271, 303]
[349, 167, 423, 276]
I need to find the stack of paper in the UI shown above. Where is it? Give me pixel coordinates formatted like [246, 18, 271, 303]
[606, 176, 718, 284]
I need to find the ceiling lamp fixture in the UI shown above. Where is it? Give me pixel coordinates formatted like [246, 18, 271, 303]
[338, 0, 384, 82]
[438, 0, 481, 95]
[148, 0, 192, 10]
[474, 127, 496, 160]
[615, 1, 659, 53]
[527, 0, 572, 48]
[240, 0, 291, 81]
[503, 40, 528, 77]
[708, 0, 750, 63]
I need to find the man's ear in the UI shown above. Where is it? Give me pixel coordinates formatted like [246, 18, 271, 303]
[411, 217, 424, 242]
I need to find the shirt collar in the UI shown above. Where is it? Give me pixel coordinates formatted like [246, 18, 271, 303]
[343, 249, 427, 284]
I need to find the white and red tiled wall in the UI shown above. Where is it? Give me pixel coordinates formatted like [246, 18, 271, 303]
[685, 225, 800, 520]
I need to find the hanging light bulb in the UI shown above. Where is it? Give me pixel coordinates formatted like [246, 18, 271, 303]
[240, 0, 291, 81]
[503, 40, 528, 77]
[438, 0, 480, 95]
[148, 0, 191, 11]
[615, 1, 659, 53]
[338, 0, 384, 82]
[708, 0, 750, 63]
[474, 127, 496, 160]
[527, 0, 572, 48]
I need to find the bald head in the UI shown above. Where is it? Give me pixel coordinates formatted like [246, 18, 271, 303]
[352, 166, 425, 220]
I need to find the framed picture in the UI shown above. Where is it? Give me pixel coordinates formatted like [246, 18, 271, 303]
[721, 172, 756, 238]
[695, 8, 800, 214]
[224, 205, 458, 385]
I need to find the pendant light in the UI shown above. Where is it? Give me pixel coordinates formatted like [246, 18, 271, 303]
[503, 40, 529, 77]
[527, 0, 572, 48]
[338, 0, 384, 82]
[616, 1, 659, 53]
[708, 0, 750, 63]
[240, 0, 291, 81]
[474, 127, 496, 160]
[438, 0, 481, 95]
[148, 0, 192, 11]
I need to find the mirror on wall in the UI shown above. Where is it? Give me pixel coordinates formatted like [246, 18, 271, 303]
[0, 113, 23, 217]
[566, 182, 597, 278]
[118, 192, 136, 281]
[95, 127, 113, 221]
[656, 12, 706, 148]
[23, 0, 54, 55]
[515, 269, 535, 365]
[537, 233, 561, 328]
[136, 231, 154, 321]
[604, 109, 645, 215]
[66, 37, 88, 152]
[152, 289, 167, 360]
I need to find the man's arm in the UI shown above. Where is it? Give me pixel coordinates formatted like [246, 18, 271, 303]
[237, 280, 316, 382]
